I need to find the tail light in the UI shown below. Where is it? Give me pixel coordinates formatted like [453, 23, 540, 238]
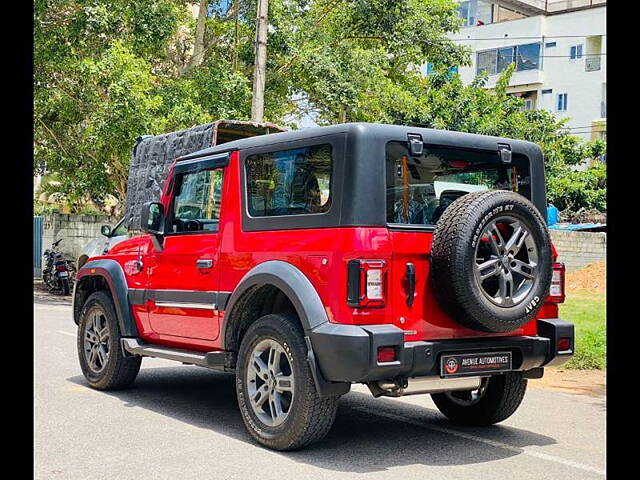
[548, 262, 565, 303]
[56, 264, 68, 272]
[347, 259, 386, 307]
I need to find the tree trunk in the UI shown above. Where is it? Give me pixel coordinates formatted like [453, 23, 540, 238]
[338, 104, 346, 123]
[251, 0, 268, 122]
[186, 1, 208, 73]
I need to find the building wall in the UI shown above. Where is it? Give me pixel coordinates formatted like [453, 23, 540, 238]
[449, 5, 606, 140]
[41, 214, 119, 264]
[550, 230, 606, 271]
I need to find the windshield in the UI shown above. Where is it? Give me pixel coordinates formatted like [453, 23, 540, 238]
[385, 141, 531, 226]
[112, 218, 128, 236]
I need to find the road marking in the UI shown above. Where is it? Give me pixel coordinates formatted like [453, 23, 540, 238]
[354, 406, 605, 476]
[57, 330, 76, 338]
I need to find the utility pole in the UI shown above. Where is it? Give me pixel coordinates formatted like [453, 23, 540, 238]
[232, 0, 240, 72]
[251, 0, 268, 122]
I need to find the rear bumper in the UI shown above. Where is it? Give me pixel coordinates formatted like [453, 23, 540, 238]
[308, 318, 574, 383]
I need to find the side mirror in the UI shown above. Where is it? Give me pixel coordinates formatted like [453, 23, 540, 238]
[100, 225, 112, 237]
[141, 202, 165, 235]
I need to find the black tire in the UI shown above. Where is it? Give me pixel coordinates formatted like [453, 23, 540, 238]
[77, 291, 141, 390]
[60, 278, 70, 296]
[431, 373, 527, 426]
[430, 190, 552, 333]
[236, 314, 340, 451]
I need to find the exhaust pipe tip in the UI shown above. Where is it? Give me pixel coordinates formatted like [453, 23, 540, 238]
[368, 376, 483, 397]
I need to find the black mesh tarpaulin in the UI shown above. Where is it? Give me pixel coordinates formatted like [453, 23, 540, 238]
[124, 120, 285, 231]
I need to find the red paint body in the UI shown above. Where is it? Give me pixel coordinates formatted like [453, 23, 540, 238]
[99, 151, 558, 353]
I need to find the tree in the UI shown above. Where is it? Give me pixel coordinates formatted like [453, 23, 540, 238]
[34, 0, 253, 213]
[34, 0, 605, 214]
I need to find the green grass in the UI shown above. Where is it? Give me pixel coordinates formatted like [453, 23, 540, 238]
[559, 291, 606, 369]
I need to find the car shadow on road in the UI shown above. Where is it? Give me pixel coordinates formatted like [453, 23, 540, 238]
[67, 366, 557, 473]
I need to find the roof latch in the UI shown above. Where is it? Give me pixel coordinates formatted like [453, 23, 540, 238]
[407, 133, 423, 157]
[498, 143, 512, 164]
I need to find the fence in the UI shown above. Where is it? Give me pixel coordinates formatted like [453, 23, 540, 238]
[40, 213, 119, 267]
[549, 230, 606, 271]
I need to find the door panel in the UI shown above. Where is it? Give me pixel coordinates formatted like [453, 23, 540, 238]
[145, 165, 224, 341]
[146, 234, 220, 340]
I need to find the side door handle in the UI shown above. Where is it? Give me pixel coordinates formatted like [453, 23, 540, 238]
[196, 259, 213, 270]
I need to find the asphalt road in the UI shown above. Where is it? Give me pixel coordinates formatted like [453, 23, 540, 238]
[34, 293, 606, 480]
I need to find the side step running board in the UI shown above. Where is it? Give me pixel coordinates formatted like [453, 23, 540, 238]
[121, 338, 231, 371]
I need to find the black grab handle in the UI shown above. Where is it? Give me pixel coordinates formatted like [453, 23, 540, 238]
[405, 263, 415, 307]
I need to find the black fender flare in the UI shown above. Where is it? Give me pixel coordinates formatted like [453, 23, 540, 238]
[221, 260, 329, 349]
[73, 259, 139, 337]
[221, 260, 349, 397]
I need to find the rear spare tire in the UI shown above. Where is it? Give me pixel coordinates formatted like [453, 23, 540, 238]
[430, 190, 552, 333]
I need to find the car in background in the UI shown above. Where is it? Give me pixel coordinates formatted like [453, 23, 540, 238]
[76, 218, 128, 269]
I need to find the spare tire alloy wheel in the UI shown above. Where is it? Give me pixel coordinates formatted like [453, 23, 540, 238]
[474, 216, 538, 307]
[430, 190, 552, 333]
[246, 339, 295, 427]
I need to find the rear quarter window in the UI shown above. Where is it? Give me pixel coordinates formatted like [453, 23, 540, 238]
[245, 144, 332, 217]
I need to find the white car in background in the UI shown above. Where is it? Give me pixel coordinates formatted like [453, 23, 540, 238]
[77, 218, 128, 269]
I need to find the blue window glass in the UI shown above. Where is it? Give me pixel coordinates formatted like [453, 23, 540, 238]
[497, 46, 515, 73]
[570, 45, 583, 59]
[516, 43, 540, 71]
[557, 93, 568, 111]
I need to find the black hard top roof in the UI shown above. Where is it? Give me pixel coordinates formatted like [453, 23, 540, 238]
[177, 122, 543, 163]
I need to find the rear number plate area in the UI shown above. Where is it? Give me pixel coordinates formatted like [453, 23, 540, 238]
[441, 351, 512, 377]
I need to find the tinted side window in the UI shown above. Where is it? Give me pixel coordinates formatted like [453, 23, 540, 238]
[170, 168, 223, 233]
[245, 144, 332, 217]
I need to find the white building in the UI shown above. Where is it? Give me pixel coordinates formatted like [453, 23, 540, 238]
[448, 0, 606, 142]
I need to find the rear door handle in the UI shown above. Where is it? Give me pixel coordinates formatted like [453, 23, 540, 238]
[196, 259, 213, 269]
[405, 263, 415, 307]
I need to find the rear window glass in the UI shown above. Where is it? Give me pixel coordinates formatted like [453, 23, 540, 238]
[245, 144, 332, 217]
[386, 141, 531, 226]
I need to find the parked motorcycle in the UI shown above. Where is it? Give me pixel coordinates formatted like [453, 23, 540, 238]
[42, 239, 74, 295]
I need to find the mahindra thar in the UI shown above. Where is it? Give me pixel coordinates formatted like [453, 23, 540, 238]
[73, 123, 573, 450]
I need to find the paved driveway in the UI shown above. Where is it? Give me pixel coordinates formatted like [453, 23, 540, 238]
[34, 295, 605, 479]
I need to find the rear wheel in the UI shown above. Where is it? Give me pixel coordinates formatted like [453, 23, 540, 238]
[431, 373, 527, 426]
[236, 314, 340, 450]
[77, 291, 141, 390]
[60, 278, 70, 296]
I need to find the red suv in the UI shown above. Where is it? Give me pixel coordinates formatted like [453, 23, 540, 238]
[73, 123, 573, 451]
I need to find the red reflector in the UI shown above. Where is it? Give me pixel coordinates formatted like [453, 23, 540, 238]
[558, 337, 571, 352]
[56, 265, 67, 272]
[377, 346, 397, 363]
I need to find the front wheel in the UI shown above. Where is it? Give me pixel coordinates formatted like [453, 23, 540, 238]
[431, 372, 527, 426]
[236, 314, 340, 451]
[77, 291, 141, 390]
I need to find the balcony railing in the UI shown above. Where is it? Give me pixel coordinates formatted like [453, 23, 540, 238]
[499, 0, 606, 15]
[585, 55, 602, 72]
[545, 0, 606, 14]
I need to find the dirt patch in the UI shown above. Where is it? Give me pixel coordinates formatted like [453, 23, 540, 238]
[529, 368, 605, 398]
[565, 261, 606, 294]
